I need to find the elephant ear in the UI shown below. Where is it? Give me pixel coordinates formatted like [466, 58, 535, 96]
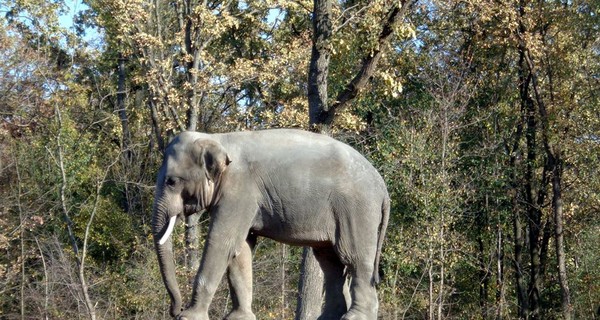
[192, 139, 231, 182]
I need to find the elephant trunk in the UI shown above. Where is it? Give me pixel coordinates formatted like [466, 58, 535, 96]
[152, 195, 183, 317]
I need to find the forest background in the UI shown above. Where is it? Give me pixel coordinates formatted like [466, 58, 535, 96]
[1, 0, 599, 319]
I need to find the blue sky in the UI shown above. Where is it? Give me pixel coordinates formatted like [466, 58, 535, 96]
[59, 0, 84, 29]
[59, 0, 103, 47]
[56, 1, 281, 49]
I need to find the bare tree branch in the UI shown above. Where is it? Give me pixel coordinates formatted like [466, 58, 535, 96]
[53, 103, 97, 320]
[313, 0, 416, 128]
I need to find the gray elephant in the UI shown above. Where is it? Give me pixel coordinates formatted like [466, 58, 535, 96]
[152, 129, 389, 320]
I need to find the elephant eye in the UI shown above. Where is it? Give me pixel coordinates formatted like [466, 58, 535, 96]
[165, 177, 178, 187]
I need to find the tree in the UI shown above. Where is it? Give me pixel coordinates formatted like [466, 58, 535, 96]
[296, 1, 416, 318]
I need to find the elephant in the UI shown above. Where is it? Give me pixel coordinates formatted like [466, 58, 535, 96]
[152, 129, 390, 320]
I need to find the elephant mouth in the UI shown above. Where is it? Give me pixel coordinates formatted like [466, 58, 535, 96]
[183, 202, 202, 215]
[157, 202, 202, 245]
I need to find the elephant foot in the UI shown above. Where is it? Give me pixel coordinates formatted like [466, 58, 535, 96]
[224, 309, 256, 320]
[317, 306, 347, 320]
[341, 309, 375, 320]
[317, 311, 346, 320]
[177, 309, 208, 320]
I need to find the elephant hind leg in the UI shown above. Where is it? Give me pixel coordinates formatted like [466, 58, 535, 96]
[313, 247, 348, 320]
[225, 236, 256, 320]
[334, 202, 381, 319]
[342, 262, 378, 320]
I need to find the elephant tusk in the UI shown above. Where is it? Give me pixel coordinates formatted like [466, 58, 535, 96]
[158, 216, 177, 245]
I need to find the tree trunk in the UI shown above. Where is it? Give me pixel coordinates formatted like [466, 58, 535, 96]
[297, 0, 331, 317]
[184, 0, 202, 132]
[507, 72, 527, 318]
[517, 23, 544, 315]
[281, 244, 288, 318]
[307, 0, 331, 131]
[495, 223, 505, 320]
[522, 60, 541, 320]
[437, 224, 445, 320]
[54, 105, 96, 320]
[512, 199, 528, 319]
[427, 229, 434, 320]
[300, 1, 415, 317]
[510, 130, 527, 318]
[477, 195, 489, 320]
[183, 3, 203, 269]
[16, 157, 25, 320]
[525, 145, 542, 320]
[478, 235, 488, 320]
[551, 151, 572, 320]
[185, 214, 200, 271]
[149, 99, 165, 151]
[295, 248, 324, 320]
[311, 0, 415, 128]
[522, 24, 569, 319]
[117, 52, 131, 155]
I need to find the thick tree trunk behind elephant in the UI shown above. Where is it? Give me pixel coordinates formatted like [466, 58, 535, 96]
[296, 248, 324, 319]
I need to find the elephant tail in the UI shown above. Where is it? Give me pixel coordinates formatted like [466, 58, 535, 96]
[372, 194, 390, 286]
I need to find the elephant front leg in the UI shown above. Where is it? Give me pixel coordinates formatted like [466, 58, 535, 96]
[178, 219, 252, 320]
[225, 236, 256, 320]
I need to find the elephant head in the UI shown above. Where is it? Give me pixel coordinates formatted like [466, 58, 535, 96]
[151, 136, 231, 316]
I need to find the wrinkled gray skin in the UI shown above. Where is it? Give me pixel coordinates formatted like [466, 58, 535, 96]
[152, 129, 390, 320]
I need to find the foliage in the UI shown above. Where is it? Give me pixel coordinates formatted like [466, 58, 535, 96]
[0, 0, 598, 319]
